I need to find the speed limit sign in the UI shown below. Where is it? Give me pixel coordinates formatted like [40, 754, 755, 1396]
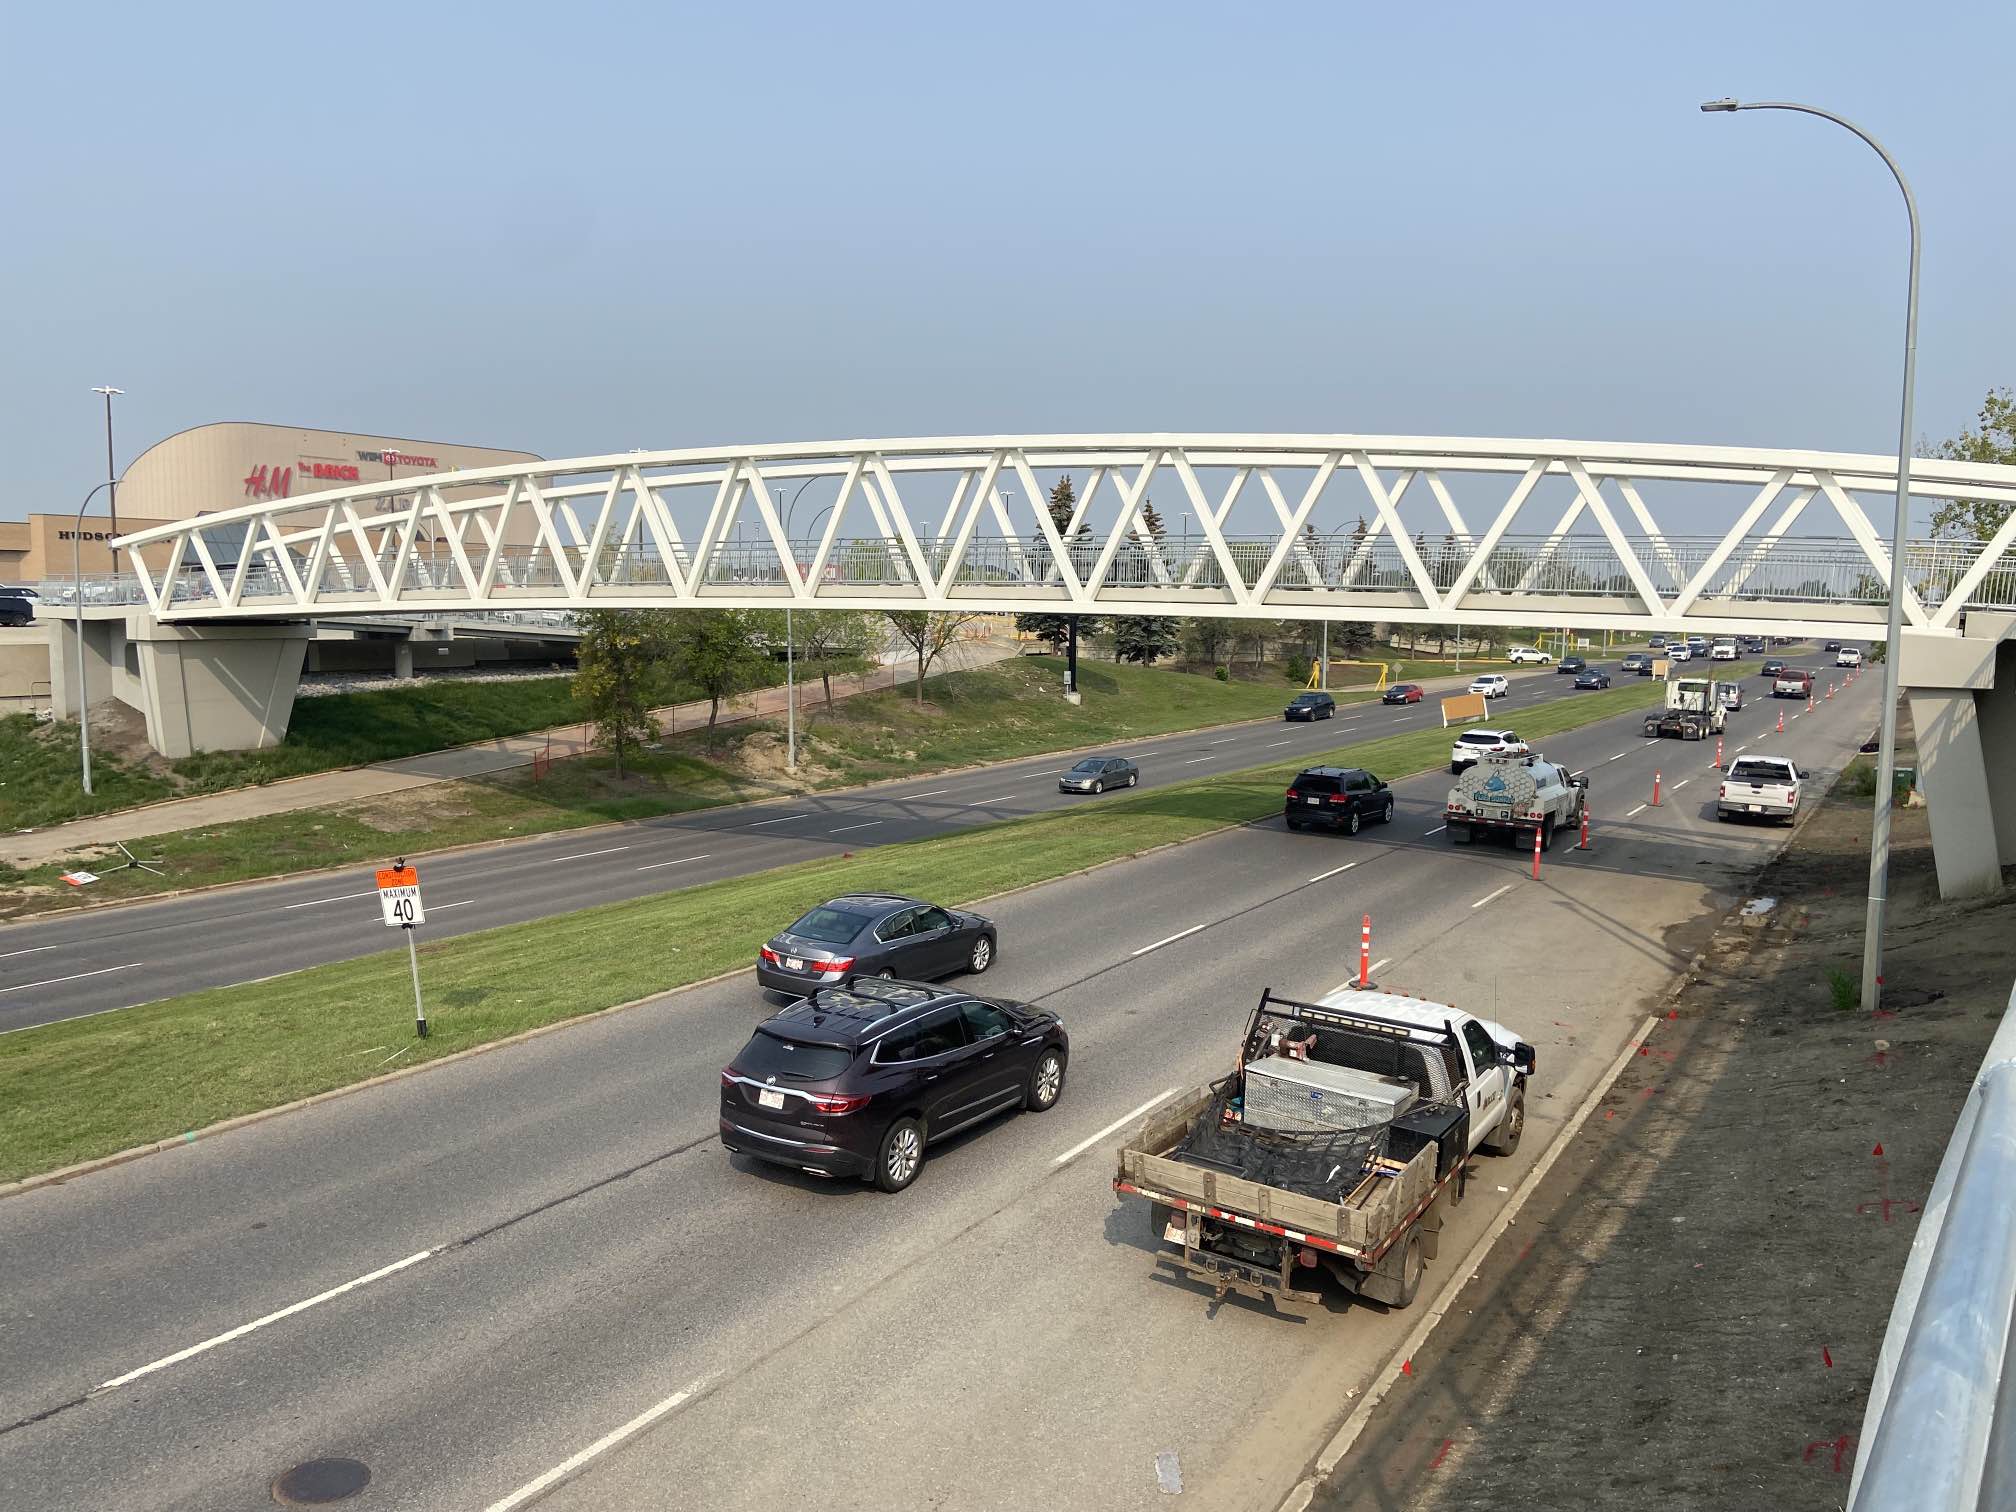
[376, 864, 425, 927]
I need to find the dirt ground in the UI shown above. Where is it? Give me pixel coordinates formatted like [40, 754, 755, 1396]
[1313, 764, 2015, 1512]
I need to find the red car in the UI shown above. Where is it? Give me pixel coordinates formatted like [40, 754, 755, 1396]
[1381, 682, 1424, 705]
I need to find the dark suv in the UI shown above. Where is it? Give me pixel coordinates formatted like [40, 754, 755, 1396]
[1283, 691, 1337, 721]
[720, 979, 1068, 1192]
[0, 588, 35, 627]
[1284, 766, 1393, 834]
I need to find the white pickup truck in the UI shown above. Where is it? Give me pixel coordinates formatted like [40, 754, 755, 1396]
[1114, 987, 1535, 1313]
[1717, 755, 1803, 823]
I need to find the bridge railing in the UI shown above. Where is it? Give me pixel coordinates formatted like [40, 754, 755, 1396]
[1849, 977, 2016, 1510]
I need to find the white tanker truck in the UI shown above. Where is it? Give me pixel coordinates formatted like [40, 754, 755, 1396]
[1445, 753, 1588, 850]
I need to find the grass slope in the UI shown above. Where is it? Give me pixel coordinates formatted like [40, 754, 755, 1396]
[0, 658, 1320, 913]
[1, 674, 1693, 1182]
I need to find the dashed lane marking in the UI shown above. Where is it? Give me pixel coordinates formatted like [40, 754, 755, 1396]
[1308, 862, 1359, 882]
[282, 890, 376, 910]
[1471, 884, 1513, 910]
[481, 1375, 715, 1512]
[828, 821, 883, 834]
[1627, 803, 1647, 817]
[636, 854, 713, 872]
[0, 945, 58, 961]
[1131, 923, 1209, 957]
[0, 963, 143, 997]
[1052, 1087, 1182, 1168]
[551, 846, 631, 860]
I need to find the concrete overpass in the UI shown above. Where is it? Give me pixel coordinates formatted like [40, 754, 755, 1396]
[105, 432, 2016, 895]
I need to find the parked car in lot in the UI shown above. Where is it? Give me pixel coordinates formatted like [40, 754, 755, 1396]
[1761, 657, 1788, 678]
[1468, 673, 1510, 699]
[1284, 766, 1394, 834]
[721, 979, 1068, 1191]
[1059, 755, 1138, 794]
[758, 895, 997, 996]
[1284, 691, 1338, 721]
[1621, 652, 1653, 675]
[1837, 647, 1863, 667]
[1556, 655, 1586, 675]
[1717, 757, 1803, 824]
[1382, 682, 1423, 705]
[1505, 646, 1552, 664]
[1450, 727, 1528, 773]
[1572, 669, 1611, 690]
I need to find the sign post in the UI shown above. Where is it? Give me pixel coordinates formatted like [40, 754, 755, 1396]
[376, 860, 428, 1038]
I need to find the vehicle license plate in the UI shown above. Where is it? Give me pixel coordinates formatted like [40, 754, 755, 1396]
[1747, 804, 1762, 813]
[785, 956, 804, 971]
[757, 1089, 786, 1110]
[1306, 797, 1321, 807]
[1163, 1218, 1186, 1244]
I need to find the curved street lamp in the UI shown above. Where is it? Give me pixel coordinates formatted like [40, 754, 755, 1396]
[1700, 97, 1919, 1015]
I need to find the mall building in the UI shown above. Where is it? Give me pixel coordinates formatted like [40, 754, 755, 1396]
[0, 421, 542, 582]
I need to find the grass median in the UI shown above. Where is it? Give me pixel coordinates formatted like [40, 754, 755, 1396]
[0, 672, 1718, 1183]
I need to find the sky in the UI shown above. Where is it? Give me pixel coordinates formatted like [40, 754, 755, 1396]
[3, 0, 2011, 530]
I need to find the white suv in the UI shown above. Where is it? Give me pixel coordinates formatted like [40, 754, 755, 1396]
[1505, 646, 1552, 664]
[1468, 673, 1510, 699]
[1666, 644, 1692, 662]
[1710, 641, 1737, 661]
[1451, 727, 1529, 773]
[1836, 647, 1863, 667]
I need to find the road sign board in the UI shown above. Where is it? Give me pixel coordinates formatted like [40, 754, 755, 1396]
[376, 864, 424, 927]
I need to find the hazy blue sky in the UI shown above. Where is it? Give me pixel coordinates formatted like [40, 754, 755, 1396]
[3, 0, 2011, 522]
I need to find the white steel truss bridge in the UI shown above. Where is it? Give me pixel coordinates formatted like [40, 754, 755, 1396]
[111, 435, 2016, 641]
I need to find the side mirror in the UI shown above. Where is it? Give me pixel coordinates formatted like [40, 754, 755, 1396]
[1502, 1042, 1537, 1076]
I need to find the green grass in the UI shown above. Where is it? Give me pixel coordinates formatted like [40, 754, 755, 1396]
[0, 672, 1687, 1182]
[0, 657, 1334, 915]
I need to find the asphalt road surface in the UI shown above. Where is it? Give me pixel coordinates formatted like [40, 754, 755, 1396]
[6, 662, 1622, 1031]
[0, 667, 1878, 1511]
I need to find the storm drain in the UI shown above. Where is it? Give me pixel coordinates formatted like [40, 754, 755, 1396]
[272, 1458, 370, 1504]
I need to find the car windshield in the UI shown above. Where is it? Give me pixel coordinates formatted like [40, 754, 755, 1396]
[1728, 760, 1793, 783]
[736, 1030, 854, 1083]
[1069, 759, 1105, 773]
[786, 906, 870, 945]
[1291, 694, 1324, 705]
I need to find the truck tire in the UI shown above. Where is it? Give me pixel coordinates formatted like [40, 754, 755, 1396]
[1391, 1231, 1424, 1308]
[1482, 1085, 1524, 1156]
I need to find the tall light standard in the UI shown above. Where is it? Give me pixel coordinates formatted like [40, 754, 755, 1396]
[91, 385, 124, 546]
[70, 479, 117, 796]
[1700, 97, 1919, 1014]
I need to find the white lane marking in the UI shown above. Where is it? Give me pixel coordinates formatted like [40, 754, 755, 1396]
[282, 889, 376, 910]
[967, 793, 1019, 805]
[1424, 825, 1446, 835]
[1053, 1087, 1182, 1168]
[0, 944, 58, 961]
[1791, 713, 1801, 720]
[1265, 740, 1294, 748]
[482, 1375, 714, 1512]
[93, 1248, 439, 1393]
[1209, 737, 1239, 745]
[1604, 752, 1628, 763]
[1181, 757, 1213, 765]
[1673, 779, 1690, 790]
[1627, 803, 1647, 817]
[1308, 861, 1359, 882]
[829, 821, 883, 834]
[1131, 922, 1209, 957]
[901, 789, 952, 800]
[744, 816, 799, 827]
[1471, 884, 1513, 910]
[1735, 745, 1748, 753]
[0, 1002, 133, 1036]
[433, 900, 476, 911]
[636, 853, 712, 871]
[1368, 957, 1391, 976]
[552, 846, 631, 860]
[0, 962, 142, 997]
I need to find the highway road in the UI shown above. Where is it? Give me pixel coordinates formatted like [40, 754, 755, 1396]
[6, 662, 1617, 1032]
[0, 667, 1879, 1511]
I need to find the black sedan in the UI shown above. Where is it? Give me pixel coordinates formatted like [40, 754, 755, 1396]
[1059, 755, 1138, 793]
[1557, 655, 1587, 675]
[721, 980, 1068, 1191]
[1762, 658, 1788, 677]
[758, 894, 996, 997]
[1284, 691, 1337, 720]
[1572, 669, 1612, 689]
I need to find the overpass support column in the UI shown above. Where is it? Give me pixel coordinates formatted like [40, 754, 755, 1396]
[46, 616, 119, 719]
[126, 618, 313, 759]
[1901, 623, 2014, 900]
[394, 639, 415, 679]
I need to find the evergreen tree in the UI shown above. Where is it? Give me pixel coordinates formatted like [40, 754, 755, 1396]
[1112, 615, 1180, 665]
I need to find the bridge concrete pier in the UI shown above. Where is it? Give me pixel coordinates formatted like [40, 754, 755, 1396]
[1901, 612, 2016, 900]
[49, 610, 310, 758]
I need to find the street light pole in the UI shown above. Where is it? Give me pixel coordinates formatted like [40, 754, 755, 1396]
[71, 479, 116, 796]
[92, 385, 124, 547]
[1701, 97, 1920, 1014]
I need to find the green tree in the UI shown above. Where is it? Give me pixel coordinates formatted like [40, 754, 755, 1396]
[1111, 615, 1180, 665]
[1180, 617, 1234, 670]
[787, 609, 881, 706]
[884, 610, 983, 703]
[573, 609, 667, 778]
[663, 608, 767, 726]
[1015, 612, 1106, 653]
[1138, 497, 1167, 539]
[1929, 387, 2016, 541]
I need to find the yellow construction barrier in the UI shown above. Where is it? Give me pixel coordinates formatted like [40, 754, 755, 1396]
[1307, 659, 1389, 692]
